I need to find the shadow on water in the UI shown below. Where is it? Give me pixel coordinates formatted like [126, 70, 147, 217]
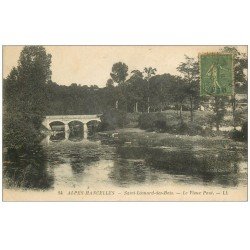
[3, 145, 54, 190]
[68, 121, 84, 141]
[69, 148, 100, 176]
[109, 146, 246, 187]
[3, 131, 247, 190]
[50, 132, 65, 142]
[147, 148, 243, 187]
[49, 129, 91, 143]
[109, 158, 148, 186]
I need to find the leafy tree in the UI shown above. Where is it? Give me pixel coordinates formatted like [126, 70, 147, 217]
[143, 67, 157, 113]
[220, 46, 248, 129]
[126, 70, 146, 112]
[106, 78, 114, 87]
[177, 55, 199, 122]
[148, 73, 177, 112]
[170, 77, 188, 123]
[130, 69, 143, 78]
[110, 62, 129, 111]
[209, 96, 227, 131]
[17, 46, 51, 128]
[220, 46, 247, 92]
[110, 62, 128, 85]
[4, 46, 52, 148]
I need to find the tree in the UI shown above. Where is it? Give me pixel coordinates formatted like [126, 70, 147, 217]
[17, 46, 52, 128]
[209, 96, 227, 131]
[126, 70, 146, 112]
[220, 46, 248, 129]
[177, 55, 199, 122]
[148, 73, 176, 112]
[110, 62, 129, 111]
[110, 62, 128, 85]
[4, 46, 52, 148]
[220, 46, 247, 92]
[143, 67, 157, 113]
[106, 78, 114, 87]
[171, 77, 188, 123]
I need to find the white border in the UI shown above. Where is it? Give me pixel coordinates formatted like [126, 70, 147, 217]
[0, 1, 249, 250]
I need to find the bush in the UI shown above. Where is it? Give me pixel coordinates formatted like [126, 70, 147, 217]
[100, 109, 129, 130]
[187, 123, 204, 136]
[154, 120, 167, 132]
[138, 112, 167, 130]
[138, 113, 206, 136]
[229, 129, 244, 141]
[229, 121, 248, 141]
[171, 122, 189, 135]
[3, 111, 41, 149]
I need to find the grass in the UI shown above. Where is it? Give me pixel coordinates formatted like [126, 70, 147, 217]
[99, 127, 247, 155]
[127, 109, 247, 128]
[127, 110, 212, 127]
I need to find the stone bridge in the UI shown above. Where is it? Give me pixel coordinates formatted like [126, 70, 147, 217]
[42, 115, 102, 136]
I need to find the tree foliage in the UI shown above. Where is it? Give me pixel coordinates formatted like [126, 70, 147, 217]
[177, 55, 200, 122]
[110, 62, 128, 85]
[3, 46, 52, 148]
[3, 46, 247, 147]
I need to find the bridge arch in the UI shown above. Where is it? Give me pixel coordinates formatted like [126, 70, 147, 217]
[86, 119, 102, 135]
[86, 119, 102, 123]
[68, 120, 84, 125]
[49, 121, 66, 130]
[42, 115, 102, 139]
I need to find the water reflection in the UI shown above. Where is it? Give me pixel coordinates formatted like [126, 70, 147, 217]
[149, 148, 244, 187]
[68, 121, 84, 141]
[3, 135, 247, 190]
[50, 131, 66, 142]
[3, 146, 54, 190]
[48, 131, 83, 143]
[109, 146, 246, 188]
[48, 120, 101, 142]
[109, 158, 148, 186]
[69, 148, 100, 176]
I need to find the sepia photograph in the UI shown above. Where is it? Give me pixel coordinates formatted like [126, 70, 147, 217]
[1, 1, 250, 250]
[2, 45, 248, 201]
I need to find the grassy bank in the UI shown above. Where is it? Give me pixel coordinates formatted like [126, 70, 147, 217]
[126, 110, 211, 128]
[99, 127, 247, 154]
[126, 109, 247, 128]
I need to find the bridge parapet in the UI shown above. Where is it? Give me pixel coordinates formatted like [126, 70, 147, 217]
[45, 114, 102, 120]
[42, 114, 102, 130]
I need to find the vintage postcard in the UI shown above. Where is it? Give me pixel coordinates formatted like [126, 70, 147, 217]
[2, 45, 248, 201]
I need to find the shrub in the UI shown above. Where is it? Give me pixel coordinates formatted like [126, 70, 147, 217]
[188, 123, 204, 136]
[138, 112, 166, 130]
[154, 120, 167, 132]
[3, 111, 41, 149]
[229, 129, 243, 141]
[100, 109, 129, 130]
[229, 121, 247, 142]
[138, 113, 205, 136]
[172, 122, 189, 135]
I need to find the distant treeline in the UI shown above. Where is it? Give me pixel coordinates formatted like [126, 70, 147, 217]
[46, 60, 247, 117]
[45, 73, 196, 115]
[3, 46, 248, 149]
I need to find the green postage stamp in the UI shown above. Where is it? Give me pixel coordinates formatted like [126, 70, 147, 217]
[200, 53, 234, 96]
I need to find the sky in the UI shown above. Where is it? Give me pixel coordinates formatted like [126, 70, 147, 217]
[3, 45, 247, 87]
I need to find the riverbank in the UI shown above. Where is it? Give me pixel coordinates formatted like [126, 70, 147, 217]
[98, 127, 247, 153]
[3, 127, 247, 202]
[126, 110, 247, 128]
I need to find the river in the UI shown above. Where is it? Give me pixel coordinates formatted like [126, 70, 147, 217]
[3, 131, 247, 193]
